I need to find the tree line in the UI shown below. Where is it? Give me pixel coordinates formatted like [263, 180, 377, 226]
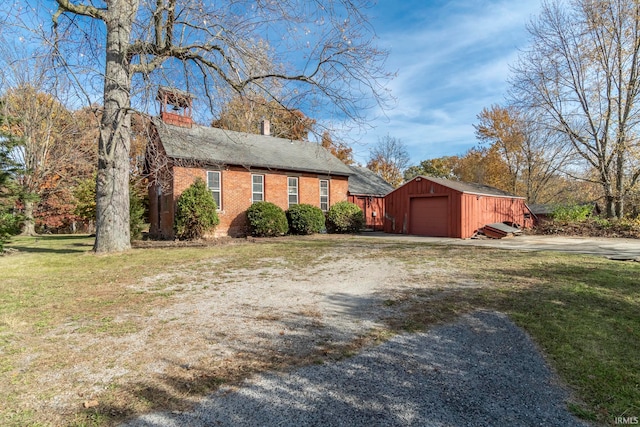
[1, 0, 393, 253]
[3, 0, 640, 253]
[237, 0, 640, 217]
[403, 105, 594, 206]
[402, 0, 640, 216]
[0, 83, 151, 238]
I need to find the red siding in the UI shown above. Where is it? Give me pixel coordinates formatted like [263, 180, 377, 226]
[348, 195, 385, 231]
[384, 177, 533, 238]
[460, 193, 531, 238]
[410, 196, 448, 236]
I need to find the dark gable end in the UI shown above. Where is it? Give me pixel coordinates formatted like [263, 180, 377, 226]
[414, 176, 525, 199]
[348, 166, 394, 196]
[152, 118, 352, 176]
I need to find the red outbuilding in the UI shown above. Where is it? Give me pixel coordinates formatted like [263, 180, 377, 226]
[384, 176, 533, 238]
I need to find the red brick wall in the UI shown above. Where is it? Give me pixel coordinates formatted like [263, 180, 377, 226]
[173, 167, 206, 196]
[218, 167, 252, 237]
[160, 112, 193, 128]
[330, 178, 349, 206]
[149, 165, 349, 238]
[299, 176, 318, 205]
[264, 173, 289, 209]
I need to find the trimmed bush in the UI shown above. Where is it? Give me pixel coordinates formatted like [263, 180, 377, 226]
[286, 204, 325, 235]
[174, 178, 219, 240]
[246, 201, 288, 237]
[326, 201, 364, 233]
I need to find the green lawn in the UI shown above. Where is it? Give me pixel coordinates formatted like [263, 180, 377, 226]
[1, 234, 638, 426]
[382, 245, 640, 424]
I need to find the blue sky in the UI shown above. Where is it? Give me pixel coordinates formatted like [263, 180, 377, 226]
[2, 0, 541, 169]
[352, 0, 543, 166]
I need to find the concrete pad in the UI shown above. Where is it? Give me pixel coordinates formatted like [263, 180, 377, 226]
[357, 232, 640, 261]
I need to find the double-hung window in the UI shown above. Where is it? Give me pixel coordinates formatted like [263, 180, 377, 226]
[252, 174, 264, 202]
[319, 179, 329, 211]
[288, 177, 299, 207]
[207, 171, 221, 209]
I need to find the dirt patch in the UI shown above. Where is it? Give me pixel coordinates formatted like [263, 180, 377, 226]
[9, 240, 477, 426]
[131, 235, 243, 248]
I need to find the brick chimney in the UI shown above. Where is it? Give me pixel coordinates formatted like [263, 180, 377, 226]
[260, 119, 270, 136]
[157, 86, 195, 128]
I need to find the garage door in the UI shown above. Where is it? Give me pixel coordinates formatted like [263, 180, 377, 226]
[410, 196, 448, 236]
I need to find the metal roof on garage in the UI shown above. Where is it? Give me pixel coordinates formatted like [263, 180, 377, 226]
[413, 176, 525, 199]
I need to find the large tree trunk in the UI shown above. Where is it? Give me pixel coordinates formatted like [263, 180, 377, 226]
[600, 167, 616, 219]
[20, 199, 37, 236]
[93, 3, 137, 253]
[615, 148, 625, 218]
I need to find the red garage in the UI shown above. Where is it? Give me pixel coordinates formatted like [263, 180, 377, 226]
[384, 176, 533, 238]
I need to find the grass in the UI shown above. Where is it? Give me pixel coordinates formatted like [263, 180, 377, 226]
[1, 234, 638, 426]
[384, 246, 640, 424]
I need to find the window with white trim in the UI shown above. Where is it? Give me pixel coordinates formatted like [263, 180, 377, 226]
[288, 177, 298, 207]
[319, 179, 329, 211]
[252, 174, 264, 203]
[207, 171, 221, 209]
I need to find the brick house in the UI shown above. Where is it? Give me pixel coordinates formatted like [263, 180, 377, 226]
[147, 88, 352, 238]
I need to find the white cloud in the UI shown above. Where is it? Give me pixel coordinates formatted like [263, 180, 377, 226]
[357, 0, 542, 166]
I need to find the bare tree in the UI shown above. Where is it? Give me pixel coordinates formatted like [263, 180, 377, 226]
[212, 94, 316, 141]
[367, 134, 410, 187]
[43, 0, 392, 252]
[474, 105, 574, 204]
[510, 0, 640, 218]
[0, 43, 98, 235]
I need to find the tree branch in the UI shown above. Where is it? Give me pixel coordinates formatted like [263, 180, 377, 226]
[53, 0, 105, 24]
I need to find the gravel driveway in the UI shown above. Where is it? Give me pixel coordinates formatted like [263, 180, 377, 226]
[121, 311, 589, 427]
[359, 232, 640, 260]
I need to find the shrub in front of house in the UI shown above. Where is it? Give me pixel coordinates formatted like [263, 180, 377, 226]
[246, 201, 289, 237]
[174, 178, 219, 240]
[326, 201, 364, 233]
[286, 204, 326, 235]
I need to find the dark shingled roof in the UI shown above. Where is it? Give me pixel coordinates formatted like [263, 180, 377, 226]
[528, 204, 554, 215]
[418, 176, 524, 199]
[153, 118, 352, 176]
[348, 166, 394, 196]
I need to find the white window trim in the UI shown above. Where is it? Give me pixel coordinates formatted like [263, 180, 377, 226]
[319, 179, 329, 211]
[252, 174, 264, 203]
[288, 176, 299, 207]
[207, 170, 222, 210]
